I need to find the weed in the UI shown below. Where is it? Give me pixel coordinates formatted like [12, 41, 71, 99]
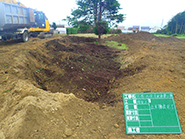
[39, 85, 42, 88]
[94, 41, 99, 45]
[36, 68, 44, 72]
[50, 82, 52, 85]
[153, 34, 171, 37]
[0, 54, 2, 56]
[3, 89, 10, 93]
[4, 64, 7, 68]
[105, 41, 128, 50]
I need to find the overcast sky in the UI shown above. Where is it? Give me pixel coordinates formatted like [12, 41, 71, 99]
[19, 0, 185, 28]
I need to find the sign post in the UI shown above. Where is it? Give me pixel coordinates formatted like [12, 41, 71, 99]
[122, 92, 182, 134]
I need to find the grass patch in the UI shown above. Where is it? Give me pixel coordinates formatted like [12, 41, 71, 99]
[176, 34, 185, 39]
[153, 34, 171, 37]
[105, 41, 128, 50]
[94, 41, 99, 44]
[153, 33, 185, 39]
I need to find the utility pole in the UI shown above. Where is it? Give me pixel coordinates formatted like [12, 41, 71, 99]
[161, 19, 164, 28]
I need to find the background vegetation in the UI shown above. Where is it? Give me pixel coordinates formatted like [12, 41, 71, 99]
[64, 0, 125, 39]
[157, 10, 185, 35]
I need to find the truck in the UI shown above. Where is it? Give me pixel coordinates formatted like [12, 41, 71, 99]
[0, 1, 52, 42]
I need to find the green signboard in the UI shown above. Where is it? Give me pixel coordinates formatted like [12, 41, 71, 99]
[122, 92, 182, 134]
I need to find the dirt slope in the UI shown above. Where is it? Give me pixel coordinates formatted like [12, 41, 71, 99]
[0, 32, 185, 139]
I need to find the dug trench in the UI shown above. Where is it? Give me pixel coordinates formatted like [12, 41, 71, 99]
[25, 36, 146, 105]
[1, 32, 185, 138]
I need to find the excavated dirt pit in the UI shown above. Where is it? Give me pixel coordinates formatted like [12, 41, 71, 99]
[25, 36, 145, 104]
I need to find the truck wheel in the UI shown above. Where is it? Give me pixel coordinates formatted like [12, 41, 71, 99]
[21, 31, 29, 42]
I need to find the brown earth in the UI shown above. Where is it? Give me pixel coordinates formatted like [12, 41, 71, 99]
[0, 32, 185, 139]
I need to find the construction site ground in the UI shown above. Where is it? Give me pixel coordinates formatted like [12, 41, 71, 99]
[0, 32, 185, 139]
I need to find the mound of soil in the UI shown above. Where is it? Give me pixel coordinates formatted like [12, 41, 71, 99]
[0, 33, 185, 139]
[105, 32, 181, 43]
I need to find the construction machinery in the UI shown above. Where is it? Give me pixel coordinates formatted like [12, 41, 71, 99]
[0, 0, 53, 42]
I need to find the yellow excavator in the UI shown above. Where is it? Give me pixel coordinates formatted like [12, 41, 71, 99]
[0, 0, 52, 42]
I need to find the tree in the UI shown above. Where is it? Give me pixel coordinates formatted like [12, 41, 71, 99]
[52, 22, 57, 30]
[162, 10, 185, 35]
[78, 21, 92, 33]
[65, 0, 125, 39]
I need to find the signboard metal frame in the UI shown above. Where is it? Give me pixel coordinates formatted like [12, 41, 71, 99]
[122, 92, 182, 134]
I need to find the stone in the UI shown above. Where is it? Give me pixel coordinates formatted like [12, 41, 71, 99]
[114, 124, 119, 128]
[64, 127, 72, 137]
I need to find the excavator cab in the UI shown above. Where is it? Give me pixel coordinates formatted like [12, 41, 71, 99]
[33, 11, 46, 29]
[29, 10, 52, 38]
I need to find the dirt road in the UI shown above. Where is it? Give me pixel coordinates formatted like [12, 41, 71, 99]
[0, 32, 184, 138]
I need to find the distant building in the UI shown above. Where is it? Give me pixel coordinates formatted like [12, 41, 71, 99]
[133, 26, 140, 31]
[120, 25, 161, 34]
[55, 25, 66, 34]
[116, 26, 125, 31]
[57, 25, 65, 28]
[140, 26, 150, 32]
[149, 26, 161, 33]
[128, 27, 133, 30]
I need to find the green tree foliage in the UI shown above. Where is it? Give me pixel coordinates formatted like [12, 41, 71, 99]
[108, 28, 122, 34]
[52, 22, 57, 30]
[67, 28, 78, 34]
[65, 0, 125, 39]
[93, 21, 110, 36]
[77, 21, 91, 33]
[158, 11, 185, 35]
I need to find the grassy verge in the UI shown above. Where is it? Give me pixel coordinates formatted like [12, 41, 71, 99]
[176, 34, 185, 39]
[153, 34, 185, 39]
[105, 41, 128, 50]
[153, 34, 171, 37]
